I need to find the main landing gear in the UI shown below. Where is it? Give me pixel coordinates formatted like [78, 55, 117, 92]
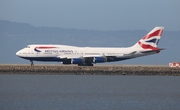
[78, 63, 94, 66]
[30, 60, 34, 66]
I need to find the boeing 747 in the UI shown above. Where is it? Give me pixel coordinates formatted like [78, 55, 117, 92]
[16, 27, 164, 66]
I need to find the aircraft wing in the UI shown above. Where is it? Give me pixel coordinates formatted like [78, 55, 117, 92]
[58, 51, 139, 63]
[58, 50, 137, 58]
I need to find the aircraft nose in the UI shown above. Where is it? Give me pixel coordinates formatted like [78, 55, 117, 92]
[16, 51, 19, 56]
[16, 51, 21, 56]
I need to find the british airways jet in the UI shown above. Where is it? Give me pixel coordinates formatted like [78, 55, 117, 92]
[16, 27, 164, 66]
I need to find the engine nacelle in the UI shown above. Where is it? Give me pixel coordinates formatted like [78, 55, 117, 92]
[93, 57, 107, 63]
[62, 59, 71, 64]
[71, 58, 83, 64]
[62, 58, 83, 64]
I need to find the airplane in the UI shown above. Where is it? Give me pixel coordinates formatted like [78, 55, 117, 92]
[16, 27, 164, 66]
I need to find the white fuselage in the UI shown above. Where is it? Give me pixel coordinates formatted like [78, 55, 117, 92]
[16, 44, 156, 63]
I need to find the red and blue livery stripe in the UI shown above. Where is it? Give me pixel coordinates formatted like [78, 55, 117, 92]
[34, 46, 57, 52]
[142, 29, 163, 40]
[137, 28, 163, 53]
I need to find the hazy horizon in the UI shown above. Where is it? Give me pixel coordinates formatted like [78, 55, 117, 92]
[1, 20, 180, 32]
[0, 0, 180, 31]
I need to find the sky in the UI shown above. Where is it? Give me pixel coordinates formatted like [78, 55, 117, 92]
[0, 0, 180, 31]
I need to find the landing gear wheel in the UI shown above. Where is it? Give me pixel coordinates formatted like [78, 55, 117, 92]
[78, 63, 93, 66]
[87, 63, 93, 66]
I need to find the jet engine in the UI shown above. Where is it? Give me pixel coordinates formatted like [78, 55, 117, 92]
[62, 58, 84, 64]
[62, 59, 71, 64]
[71, 58, 83, 64]
[93, 57, 107, 63]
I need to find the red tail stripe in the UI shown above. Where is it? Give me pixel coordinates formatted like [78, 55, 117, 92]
[142, 29, 162, 40]
[138, 41, 159, 51]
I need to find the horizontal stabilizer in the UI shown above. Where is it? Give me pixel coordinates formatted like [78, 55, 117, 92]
[140, 48, 165, 53]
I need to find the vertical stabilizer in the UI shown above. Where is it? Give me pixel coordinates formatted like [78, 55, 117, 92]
[132, 27, 164, 51]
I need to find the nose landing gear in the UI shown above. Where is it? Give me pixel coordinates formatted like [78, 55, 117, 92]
[30, 60, 34, 66]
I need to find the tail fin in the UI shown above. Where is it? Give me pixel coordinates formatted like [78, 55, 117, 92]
[133, 27, 164, 51]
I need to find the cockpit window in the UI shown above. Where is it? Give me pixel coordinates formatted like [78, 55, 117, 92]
[25, 46, 30, 48]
